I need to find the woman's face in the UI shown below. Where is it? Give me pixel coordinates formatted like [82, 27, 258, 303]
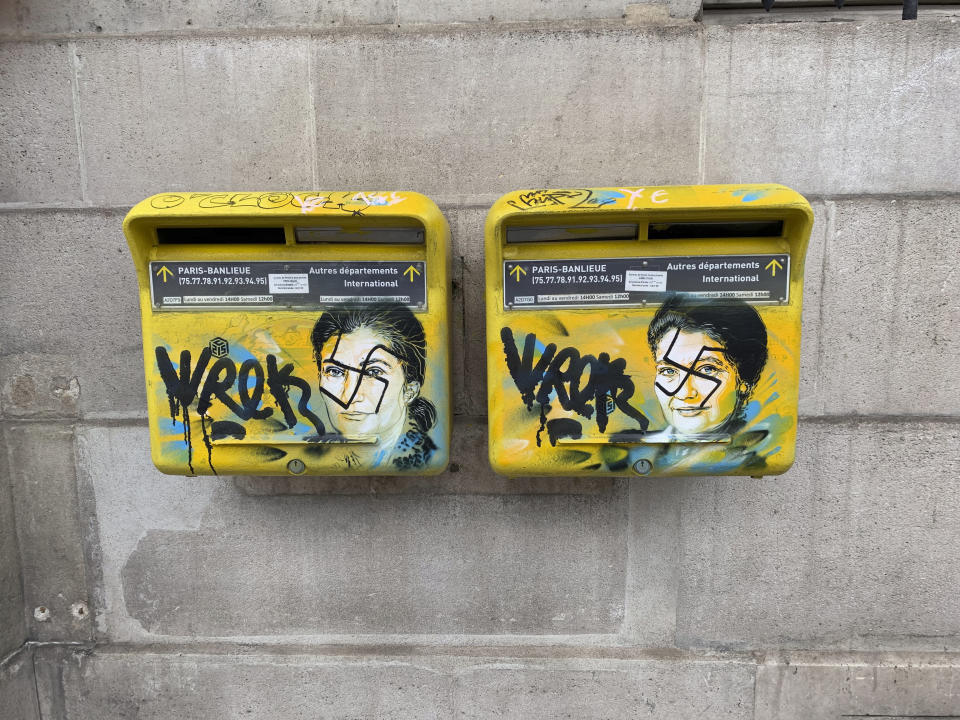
[317, 326, 414, 441]
[653, 328, 739, 436]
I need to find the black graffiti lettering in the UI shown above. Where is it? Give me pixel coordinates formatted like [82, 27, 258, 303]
[155, 346, 325, 474]
[542, 349, 592, 417]
[265, 355, 325, 436]
[211, 420, 246, 441]
[501, 328, 649, 446]
[237, 359, 272, 420]
[567, 355, 596, 415]
[196, 356, 243, 473]
[265, 355, 299, 429]
[596, 354, 648, 433]
[155, 346, 213, 474]
[285, 371, 326, 437]
[501, 327, 556, 409]
[546, 418, 583, 445]
[156, 346, 211, 411]
[506, 189, 594, 212]
[197, 357, 240, 416]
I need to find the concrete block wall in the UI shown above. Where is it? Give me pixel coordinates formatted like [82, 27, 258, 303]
[2, 2, 959, 717]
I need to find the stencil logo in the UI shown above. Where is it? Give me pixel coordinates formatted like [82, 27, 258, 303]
[209, 337, 229, 358]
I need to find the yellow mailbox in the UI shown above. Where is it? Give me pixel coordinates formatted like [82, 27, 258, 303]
[125, 191, 450, 476]
[485, 185, 813, 477]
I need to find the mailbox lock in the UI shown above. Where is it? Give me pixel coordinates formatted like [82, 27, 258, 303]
[287, 459, 306, 475]
[633, 459, 653, 476]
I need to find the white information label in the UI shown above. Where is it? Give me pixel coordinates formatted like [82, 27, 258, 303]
[183, 295, 273, 304]
[537, 293, 630, 304]
[268, 273, 310, 294]
[625, 270, 668, 292]
[315, 295, 412, 304]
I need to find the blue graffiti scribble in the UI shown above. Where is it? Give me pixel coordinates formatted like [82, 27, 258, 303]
[732, 188, 773, 203]
[229, 344, 257, 365]
[161, 439, 190, 459]
[160, 417, 181, 433]
[588, 190, 625, 206]
[689, 455, 751, 474]
[744, 399, 762, 423]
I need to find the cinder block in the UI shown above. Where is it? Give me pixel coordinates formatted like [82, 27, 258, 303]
[310, 27, 701, 201]
[0, 0, 394, 35]
[0, 427, 26, 657]
[755, 660, 960, 720]
[0, 43, 82, 203]
[0, 210, 145, 419]
[399, 0, 627, 24]
[676, 419, 960, 651]
[398, 0, 702, 25]
[75, 37, 314, 205]
[625, 0, 704, 23]
[797, 200, 827, 417]
[623, 477, 680, 645]
[77, 423, 626, 641]
[5, 423, 93, 642]
[703, 22, 960, 195]
[48, 648, 755, 720]
[0, 647, 40, 720]
[452, 656, 755, 719]
[818, 198, 960, 416]
[233, 416, 616, 494]
[55, 650, 453, 719]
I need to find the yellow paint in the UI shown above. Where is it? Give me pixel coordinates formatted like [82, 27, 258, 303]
[125, 191, 451, 477]
[485, 184, 813, 477]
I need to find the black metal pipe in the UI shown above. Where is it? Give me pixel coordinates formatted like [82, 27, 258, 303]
[903, 0, 918, 19]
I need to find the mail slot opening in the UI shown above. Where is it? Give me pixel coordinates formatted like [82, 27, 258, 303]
[647, 220, 784, 239]
[156, 227, 286, 244]
[294, 227, 425, 244]
[506, 223, 638, 243]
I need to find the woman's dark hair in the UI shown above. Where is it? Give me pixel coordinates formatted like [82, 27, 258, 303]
[647, 294, 768, 421]
[311, 304, 436, 434]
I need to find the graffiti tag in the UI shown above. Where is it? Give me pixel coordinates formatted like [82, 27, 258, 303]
[507, 189, 598, 212]
[500, 327, 649, 446]
[155, 346, 325, 473]
[148, 191, 408, 216]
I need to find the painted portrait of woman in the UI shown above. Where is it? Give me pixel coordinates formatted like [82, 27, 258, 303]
[644, 294, 768, 442]
[310, 304, 437, 469]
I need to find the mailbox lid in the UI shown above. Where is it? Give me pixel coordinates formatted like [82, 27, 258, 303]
[125, 191, 451, 477]
[485, 184, 812, 478]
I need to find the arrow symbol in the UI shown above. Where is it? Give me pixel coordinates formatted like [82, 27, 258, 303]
[765, 259, 784, 277]
[403, 265, 421, 282]
[509, 265, 527, 281]
[156, 265, 174, 282]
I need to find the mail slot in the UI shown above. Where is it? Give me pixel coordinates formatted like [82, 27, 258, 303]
[125, 191, 451, 476]
[485, 185, 813, 477]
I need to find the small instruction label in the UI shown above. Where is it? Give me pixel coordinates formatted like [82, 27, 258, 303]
[625, 270, 667, 292]
[268, 273, 309, 294]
